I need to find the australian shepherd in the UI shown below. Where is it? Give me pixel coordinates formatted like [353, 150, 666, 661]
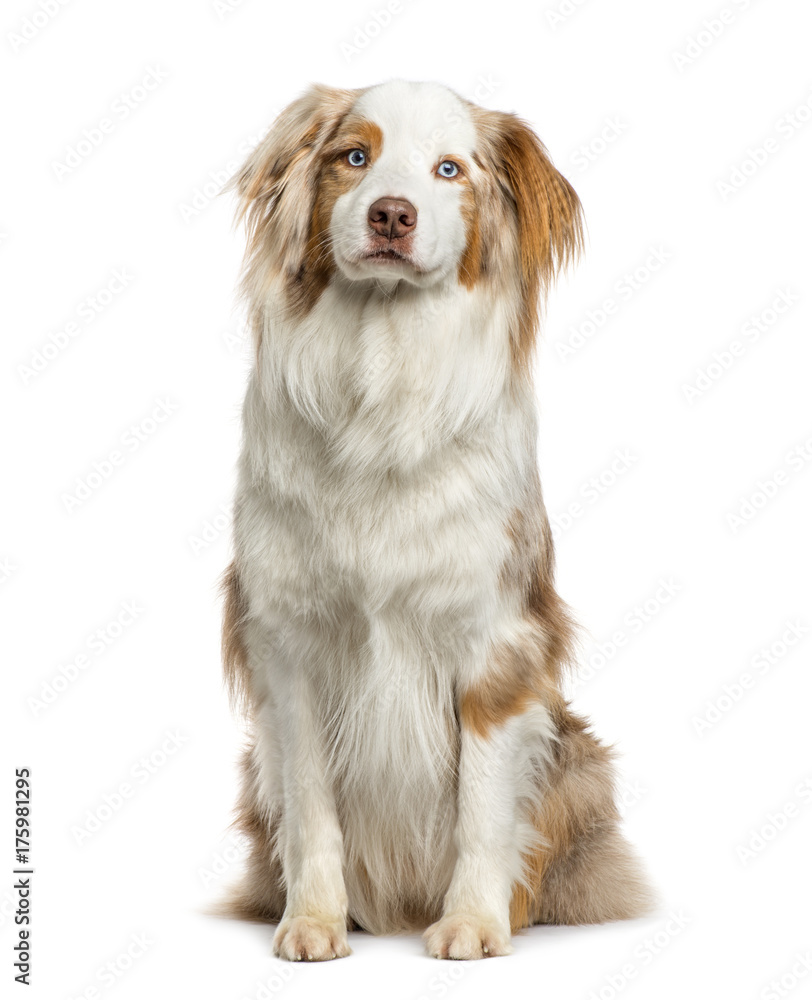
[220, 79, 653, 961]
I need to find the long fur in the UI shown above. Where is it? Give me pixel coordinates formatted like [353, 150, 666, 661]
[219, 79, 653, 960]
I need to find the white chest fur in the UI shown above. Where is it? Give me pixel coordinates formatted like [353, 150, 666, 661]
[234, 276, 536, 929]
[236, 276, 532, 616]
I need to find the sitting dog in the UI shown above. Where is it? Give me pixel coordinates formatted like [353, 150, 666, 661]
[220, 79, 653, 961]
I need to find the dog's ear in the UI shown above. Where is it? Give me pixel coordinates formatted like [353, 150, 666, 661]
[481, 110, 583, 290]
[473, 108, 584, 364]
[230, 84, 359, 288]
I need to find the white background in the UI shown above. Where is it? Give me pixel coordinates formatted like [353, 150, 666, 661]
[2, 1, 811, 998]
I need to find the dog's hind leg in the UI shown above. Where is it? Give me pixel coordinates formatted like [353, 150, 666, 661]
[221, 741, 287, 924]
[510, 699, 655, 929]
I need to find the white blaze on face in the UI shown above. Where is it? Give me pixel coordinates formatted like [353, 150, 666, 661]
[329, 80, 478, 286]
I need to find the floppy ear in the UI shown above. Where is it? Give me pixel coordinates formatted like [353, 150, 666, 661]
[229, 84, 359, 297]
[492, 112, 583, 291]
[474, 109, 584, 365]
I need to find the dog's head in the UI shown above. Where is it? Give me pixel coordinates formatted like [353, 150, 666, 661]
[233, 80, 582, 361]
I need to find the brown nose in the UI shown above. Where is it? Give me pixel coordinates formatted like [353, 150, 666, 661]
[367, 198, 417, 239]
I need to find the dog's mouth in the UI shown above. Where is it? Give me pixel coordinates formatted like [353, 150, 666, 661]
[362, 248, 410, 264]
[342, 241, 431, 281]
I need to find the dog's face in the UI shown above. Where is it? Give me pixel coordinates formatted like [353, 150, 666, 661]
[322, 82, 477, 286]
[233, 79, 582, 361]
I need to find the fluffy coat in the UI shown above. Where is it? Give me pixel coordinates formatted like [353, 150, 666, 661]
[220, 79, 653, 961]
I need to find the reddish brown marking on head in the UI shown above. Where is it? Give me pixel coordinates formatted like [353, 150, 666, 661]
[326, 114, 384, 162]
[229, 85, 364, 332]
[457, 181, 483, 289]
[293, 117, 386, 315]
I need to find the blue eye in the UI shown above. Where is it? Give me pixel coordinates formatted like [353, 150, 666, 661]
[347, 149, 366, 166]
[437, 160, 459, 178]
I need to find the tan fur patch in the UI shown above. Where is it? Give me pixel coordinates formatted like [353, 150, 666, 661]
[469, 105, 584, 371]
[290, 118, 383, 314]
[460, 489, 575, 737]
[459, 635, 555, 739]
[220, 561, 253, 714]
[324, 115, 384, 162]
[462, 493, 578, 739]
[506, 500, 578, 683]
[228, 85, 363, 334]
[457, 181, 483, 289]
[510, 698, 654, 930]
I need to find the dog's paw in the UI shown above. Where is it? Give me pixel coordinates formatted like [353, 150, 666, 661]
[423, 913, 513, 960]
[272, 915, 351, 962]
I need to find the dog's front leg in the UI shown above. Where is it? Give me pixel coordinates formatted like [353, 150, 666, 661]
[424, 710, 531, 959]
[267, 653, 350, 962]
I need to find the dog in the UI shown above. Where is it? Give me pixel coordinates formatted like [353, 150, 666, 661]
[220, 79, 653, 961]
